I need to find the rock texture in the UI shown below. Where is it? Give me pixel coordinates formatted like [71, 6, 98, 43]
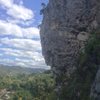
[40, 0, 100, 99]
[91, 67, 100, 100]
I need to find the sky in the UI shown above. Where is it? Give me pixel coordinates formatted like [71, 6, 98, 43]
[0, 0, 49, 69]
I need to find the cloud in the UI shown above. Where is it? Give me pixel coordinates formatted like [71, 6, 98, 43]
[0, 0, 48, 69]
[0, 20, 40, 39]
[0, 38, 41, 52]
[0, 0, 12, 8]
[0, 48, 43, 61]
[0, 27, 47, 68]
[0, 0, 34, 21]
[7, 5, 33, 21]
[0, 46, 47, 68]
[7, 18, 34, 26]
[0, 18, 47, 68]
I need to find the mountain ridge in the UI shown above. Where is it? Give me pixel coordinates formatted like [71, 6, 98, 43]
[0, 65, 45, 76]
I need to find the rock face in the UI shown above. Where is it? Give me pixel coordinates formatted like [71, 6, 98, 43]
[91, 67, 100, 100]
[40, 0, 100, 99]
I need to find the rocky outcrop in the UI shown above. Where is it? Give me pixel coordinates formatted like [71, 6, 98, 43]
[40, 0, 100, 99]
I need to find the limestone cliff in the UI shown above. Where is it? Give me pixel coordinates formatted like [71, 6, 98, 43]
[40, 0, 100, 99]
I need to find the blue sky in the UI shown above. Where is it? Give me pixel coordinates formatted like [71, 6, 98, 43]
[0, 0, 49, 69]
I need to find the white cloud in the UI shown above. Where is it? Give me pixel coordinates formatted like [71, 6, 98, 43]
[0, 48, 43, 61]
[0, 38, 41, 51]
[0, 20, 40, 39]
[0, 33, 47, 68]
[0, 47, 47, 68]
[7, 5, 34, 21]
[0, 0, 48, 69]
[0, 0, 13, 8]
[0, 0, 34, 21]
[0, 20, 47, 68]
[7, 18, 34, 26]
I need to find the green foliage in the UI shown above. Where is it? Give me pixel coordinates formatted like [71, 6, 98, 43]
[12, 90, 33, 100]
[0, 73, 55, 100]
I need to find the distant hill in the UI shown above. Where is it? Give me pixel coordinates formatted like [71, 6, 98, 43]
[0, 65, 45, 76]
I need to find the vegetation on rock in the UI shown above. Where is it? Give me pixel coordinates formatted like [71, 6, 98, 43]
[58, 33, 100, 100]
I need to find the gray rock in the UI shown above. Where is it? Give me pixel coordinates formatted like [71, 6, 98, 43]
[40, 0, 100, 99]
[90, 67, 100, 100]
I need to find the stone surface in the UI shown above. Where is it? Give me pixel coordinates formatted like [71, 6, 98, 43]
[40, 0, 100, 99]
[91, 68, 100, 100]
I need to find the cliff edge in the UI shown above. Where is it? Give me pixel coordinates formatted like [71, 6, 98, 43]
[40, 0, 100, 99]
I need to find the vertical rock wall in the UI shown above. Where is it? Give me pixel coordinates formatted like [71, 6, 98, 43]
[40, 0, 100, 99]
